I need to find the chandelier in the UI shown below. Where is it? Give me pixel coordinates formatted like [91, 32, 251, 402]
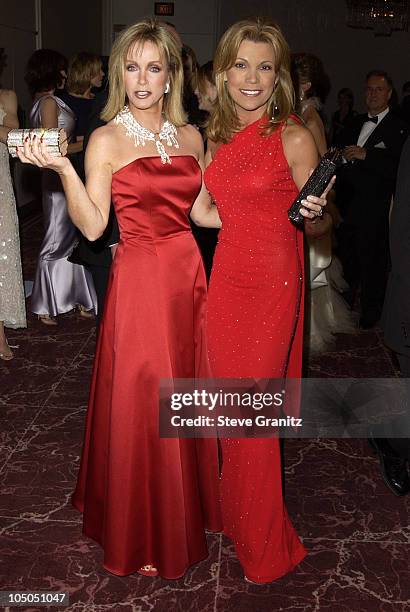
[346, 0, 409, 35]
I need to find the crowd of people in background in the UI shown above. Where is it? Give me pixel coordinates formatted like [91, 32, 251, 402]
[0, 23, 410, 350]
[1, 31, 410, 348]
[0, 14, 409, 585]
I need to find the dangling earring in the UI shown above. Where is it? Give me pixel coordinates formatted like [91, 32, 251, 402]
[272, 82, 279, 120]
[272, 94, 279, 120]
[164, 82, 170, 94]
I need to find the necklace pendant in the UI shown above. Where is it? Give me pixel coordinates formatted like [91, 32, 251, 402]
[156, 139, 171, 164]
[115, 105, 179, 166]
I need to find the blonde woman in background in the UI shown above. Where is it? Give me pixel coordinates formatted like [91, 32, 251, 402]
[194, 61, 217, 115]
[59, 52, 104, 142]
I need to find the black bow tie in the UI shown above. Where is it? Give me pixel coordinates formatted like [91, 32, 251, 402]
[366, 116, 378, 124]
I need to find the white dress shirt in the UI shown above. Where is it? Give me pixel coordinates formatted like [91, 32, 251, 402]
[357, 107, 389, 147]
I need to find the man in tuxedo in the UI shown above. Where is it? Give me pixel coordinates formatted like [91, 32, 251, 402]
[369, 136, 410, 496]
[336, 70, 408, 328]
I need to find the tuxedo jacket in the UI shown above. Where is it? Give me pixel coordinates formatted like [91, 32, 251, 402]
[336, 111, 408, 226]
[382, 136, 410, 355]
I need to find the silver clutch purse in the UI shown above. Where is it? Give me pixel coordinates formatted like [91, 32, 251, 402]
[7, 128, 68, 157]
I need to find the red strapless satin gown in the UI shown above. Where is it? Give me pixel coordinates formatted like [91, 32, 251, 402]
[72, 155, 222, 578]
[204, 119, 307, 583]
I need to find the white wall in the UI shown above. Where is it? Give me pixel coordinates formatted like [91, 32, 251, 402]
[218, 0, 410, 115]
[112, 0, 219, 63]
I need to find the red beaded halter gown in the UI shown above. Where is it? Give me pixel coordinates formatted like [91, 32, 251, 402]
[72, 155, 222, 578]
[204, 118, 307, 583]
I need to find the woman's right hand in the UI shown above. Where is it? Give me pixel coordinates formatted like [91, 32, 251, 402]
[16, 133, 71, 176]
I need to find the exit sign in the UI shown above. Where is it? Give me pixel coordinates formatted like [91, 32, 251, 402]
[155, 2, 174, 16]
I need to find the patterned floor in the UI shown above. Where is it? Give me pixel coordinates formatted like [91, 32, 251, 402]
[0, 212, 409, 611]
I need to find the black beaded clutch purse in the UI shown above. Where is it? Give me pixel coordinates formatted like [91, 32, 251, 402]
[287, 147, 343, 225]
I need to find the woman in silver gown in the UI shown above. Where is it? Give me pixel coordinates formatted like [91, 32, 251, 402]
[26, 49, 96, 325]
[0, 87, 26, 359]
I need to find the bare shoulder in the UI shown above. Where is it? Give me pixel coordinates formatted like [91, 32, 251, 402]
[0, 89, 17, 107]
[39, 95, 58, 112]
[0, 90, 17, 123]
[86, 124, 118, 166]
[302, 104, 317, 120]
[282, 121, 315, 150]
[180, 123, 202, 145]
[88, 123, 117, 146]
[282, 121, 317, 167]
[179, 123, 204, 158]
[0, 89, 18, 128]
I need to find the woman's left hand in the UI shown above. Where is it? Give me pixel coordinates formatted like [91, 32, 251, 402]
[299, 174, 336, 220]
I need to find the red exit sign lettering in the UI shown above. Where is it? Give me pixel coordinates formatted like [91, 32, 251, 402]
[155, 2, 174, 16]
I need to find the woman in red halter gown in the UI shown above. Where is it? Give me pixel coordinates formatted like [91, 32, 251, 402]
[18, 20, 223, 578]
[204, 18, 331, 583]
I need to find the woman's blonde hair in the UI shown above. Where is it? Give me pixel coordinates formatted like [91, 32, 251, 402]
[66, 52, 102, 95]
[207, 17, 295, 143]
[101, 19, 186, 125]
[195, 61, 215, 98]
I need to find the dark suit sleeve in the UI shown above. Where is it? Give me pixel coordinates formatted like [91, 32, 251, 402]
[337, 115, 362, 148]
[382, 137, 410, 349]
[83, 91, 109, 150]
[361, 122, 409, 182]
[78, 91, 108, 181]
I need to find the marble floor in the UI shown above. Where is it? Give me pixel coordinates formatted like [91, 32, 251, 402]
[0, 212, 409, 611]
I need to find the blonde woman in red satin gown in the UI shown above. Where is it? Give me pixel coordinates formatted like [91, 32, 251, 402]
[204, 18, 331, 583]
[18, 20, 223, 579]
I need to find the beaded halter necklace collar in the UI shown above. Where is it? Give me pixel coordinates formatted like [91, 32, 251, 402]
[114, 105, 179, 165]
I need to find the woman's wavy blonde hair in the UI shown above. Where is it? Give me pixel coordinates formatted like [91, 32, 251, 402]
[66, 52, 102, 95]
[101, 18, 186, 125]
[207, 17, 295, 143]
